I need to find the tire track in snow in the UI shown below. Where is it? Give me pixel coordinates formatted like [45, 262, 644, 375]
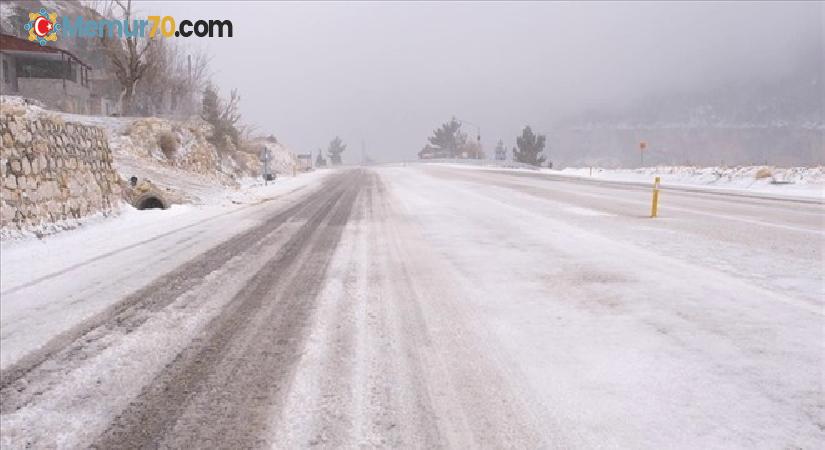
[90, 170, 364, 448]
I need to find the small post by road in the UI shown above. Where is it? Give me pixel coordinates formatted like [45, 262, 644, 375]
[650, 176, 661, 218]
[259, 145, 273, 185]
[639, 141, 647, 167]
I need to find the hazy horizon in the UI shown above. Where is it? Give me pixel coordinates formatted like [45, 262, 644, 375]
[142, 1, 822, 162]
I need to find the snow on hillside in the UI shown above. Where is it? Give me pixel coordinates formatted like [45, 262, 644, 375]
[2, 95, 301, 205]
[1, 95, 314, 240]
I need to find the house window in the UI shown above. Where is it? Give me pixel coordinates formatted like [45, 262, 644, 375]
[2, 60, 8, 84]
[16, 58, 66, 80]
[66, 60, 76, 82]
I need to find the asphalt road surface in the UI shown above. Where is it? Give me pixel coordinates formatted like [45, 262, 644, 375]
[1, 166, 823, 448]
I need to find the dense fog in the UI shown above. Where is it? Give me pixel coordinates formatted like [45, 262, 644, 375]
[111, 1, 825, 164]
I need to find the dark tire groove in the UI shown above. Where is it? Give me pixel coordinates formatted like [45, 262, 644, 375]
[92, 170, 365, 448]
[0, 172, 350, 403]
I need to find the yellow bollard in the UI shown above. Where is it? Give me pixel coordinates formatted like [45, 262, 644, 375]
[650, 176, 660, 218]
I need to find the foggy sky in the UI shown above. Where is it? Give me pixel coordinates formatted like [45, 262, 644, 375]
[152, 1, 822, 162]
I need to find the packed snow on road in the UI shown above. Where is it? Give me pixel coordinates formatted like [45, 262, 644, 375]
[1, 1, 823, 448]
[1, 165, 822, 448]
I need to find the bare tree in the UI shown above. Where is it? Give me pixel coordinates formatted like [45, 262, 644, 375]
[175, 49, 211, 115]
[137, 39, 172, 114]
[202, 84, 242, 152]
[89, 0, 211, 117]
[221, 89, 242, 131]
[135, 40, 211, 116]
[96, 0, 153, 115]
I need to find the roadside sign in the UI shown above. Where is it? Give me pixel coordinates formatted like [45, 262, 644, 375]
[259, 146, 272, 162]
[260, 146, 273, 183]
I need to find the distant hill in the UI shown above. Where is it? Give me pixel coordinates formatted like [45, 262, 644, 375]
[552, 48, 823, 167]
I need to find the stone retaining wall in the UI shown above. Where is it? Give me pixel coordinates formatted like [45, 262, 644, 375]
[0, 111, 122, 234]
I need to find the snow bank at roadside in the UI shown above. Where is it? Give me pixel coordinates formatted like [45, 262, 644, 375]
[0, 168, 332, 372]
[1, 95, 317, 240]
[2, 95, 301, 201]
[0, 169, 331, 251]
[421, 160, 825, 199]
[556, 165, 825, 199]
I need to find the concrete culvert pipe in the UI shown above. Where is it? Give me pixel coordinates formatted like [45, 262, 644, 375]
[134, 193, 169, 210]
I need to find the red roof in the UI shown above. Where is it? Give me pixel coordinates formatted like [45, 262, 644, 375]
[0, 33, 90, 68]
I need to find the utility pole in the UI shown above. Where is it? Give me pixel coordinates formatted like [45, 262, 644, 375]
[639, 141, 647, 167]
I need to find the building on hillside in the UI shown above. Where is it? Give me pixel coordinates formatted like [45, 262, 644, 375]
[418, 145, 452, 159]
[494, 140, 508, 160]
[418, 142, 485, 159]
[87, 69, 121, 116]
[0, 33, 93, 114]
[296, 153, 313, 171]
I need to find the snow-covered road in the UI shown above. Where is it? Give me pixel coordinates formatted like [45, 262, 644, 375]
[1, 165, 823, 448]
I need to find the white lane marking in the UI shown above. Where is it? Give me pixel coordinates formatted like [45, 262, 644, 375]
[563, 206, 614, 217]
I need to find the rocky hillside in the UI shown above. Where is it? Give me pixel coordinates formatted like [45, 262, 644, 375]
[107, 115, 299, 204]
[0, 97, 122, 236]
[1, 95, 301, 237]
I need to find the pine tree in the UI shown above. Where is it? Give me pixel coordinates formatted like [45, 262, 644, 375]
[513, 126, 547, 166]
[315, 150, 327, 167]
[327, 137, 346, 165]
[427, 117, 467, 158]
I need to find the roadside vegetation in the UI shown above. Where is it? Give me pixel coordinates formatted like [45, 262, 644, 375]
[326, 137, 346, 166]
[421, 118, 549, 166]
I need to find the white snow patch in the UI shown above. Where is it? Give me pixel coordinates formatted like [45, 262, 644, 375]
[418, 161, 825, 200]
[377, 166, 824, 447]
[0, 169, 333, 369]
[556, 165, 825, 199]
[563, 206, 613, 217]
